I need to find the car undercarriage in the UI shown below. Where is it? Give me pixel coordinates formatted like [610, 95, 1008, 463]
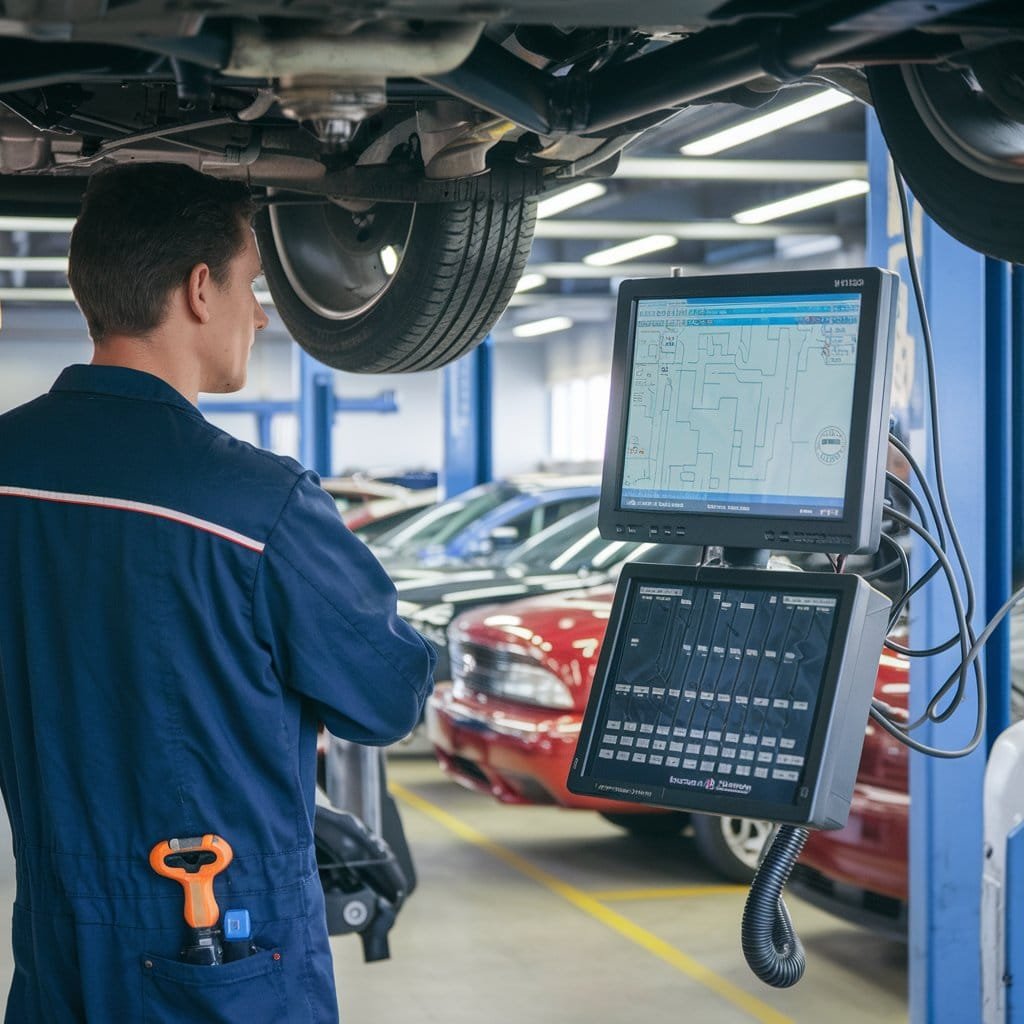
[1, 1, 1022, 371]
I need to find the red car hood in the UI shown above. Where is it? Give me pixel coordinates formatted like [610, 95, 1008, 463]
[449, 585, 615, 713]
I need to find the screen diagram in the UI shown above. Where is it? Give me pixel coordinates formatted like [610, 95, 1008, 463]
[620, 293, 862, 520]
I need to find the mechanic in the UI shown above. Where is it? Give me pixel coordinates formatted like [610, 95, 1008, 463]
[0, 163, 436, 1022]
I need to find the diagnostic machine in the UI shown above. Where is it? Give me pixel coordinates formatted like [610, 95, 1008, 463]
[568, 268, 900, 986]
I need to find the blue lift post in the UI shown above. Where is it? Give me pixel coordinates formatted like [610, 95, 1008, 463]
[867, 114, 1012, 1021]
[998, 267, 1024, 1024]
[201, 348, 398, 476]
[443, 335, 493, 497]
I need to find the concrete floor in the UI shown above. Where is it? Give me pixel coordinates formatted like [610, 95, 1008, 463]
[0, 755, 907, 1023]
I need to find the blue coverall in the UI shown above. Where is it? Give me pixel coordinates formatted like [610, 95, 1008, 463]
[0, 364, 436, 1022]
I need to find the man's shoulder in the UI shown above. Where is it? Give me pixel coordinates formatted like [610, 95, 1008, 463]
[202, 424, 306, 489]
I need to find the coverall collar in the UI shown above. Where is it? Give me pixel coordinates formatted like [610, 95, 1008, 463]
[51, 364, 204, 420]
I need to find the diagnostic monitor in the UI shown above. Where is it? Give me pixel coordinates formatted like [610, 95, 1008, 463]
[567, 563, 891, 829]
[599, 269, 899, 554]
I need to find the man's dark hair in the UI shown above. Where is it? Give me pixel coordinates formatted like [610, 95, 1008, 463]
[68, 163, 256, 343]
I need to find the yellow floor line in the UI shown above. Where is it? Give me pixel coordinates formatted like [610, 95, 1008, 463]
[590, 884, 748, 901]
[392, 782, 794, 1024]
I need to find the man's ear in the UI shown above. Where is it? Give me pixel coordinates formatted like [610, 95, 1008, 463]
[186, 263, 213, 324]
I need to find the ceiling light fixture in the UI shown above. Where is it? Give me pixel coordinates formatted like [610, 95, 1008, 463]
[0, 216, 76, 233]
[512, 315, 574, 338]
[536, 182, 607, 219]
[733, 179, 869, 224]
[616, 157, 867, 182]
[681, 89, 855, 157]
[775, 233, 844, 259]
[514, 272, 548, 293]
[583, 234, 677, 267]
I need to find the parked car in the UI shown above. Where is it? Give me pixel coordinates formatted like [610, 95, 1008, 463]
[398, 503, 702, 681]
[344, 492, 440, 541]
[788, 644, 911, 938]
[427, 556, 908, 883]
[791, 614, 1024, 937]
[322, 476, 432, 514]
[1, 7, 1023, 376]
[371, 476, 599, 576]
[428, 578, 779, 881]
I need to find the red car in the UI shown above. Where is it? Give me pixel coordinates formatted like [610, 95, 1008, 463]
[792, 648, 909, 936]
[428, 582, 911, 896]
[428, 585, 776, 881]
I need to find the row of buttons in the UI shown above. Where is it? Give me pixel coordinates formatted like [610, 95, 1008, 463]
[612, 523, 687, 538]
[596, 748, 800, 781]
[601, 734, 804, 765]
[606, 721, 801, 749]
[613, 684, 810, 709]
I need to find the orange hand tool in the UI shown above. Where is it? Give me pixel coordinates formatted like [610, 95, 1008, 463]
[149, 834, 233, 929]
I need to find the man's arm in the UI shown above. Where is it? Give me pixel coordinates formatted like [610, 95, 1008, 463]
[252, 472, 436, 744]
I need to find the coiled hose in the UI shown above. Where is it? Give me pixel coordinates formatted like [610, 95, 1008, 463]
[741, 824, 810, 988]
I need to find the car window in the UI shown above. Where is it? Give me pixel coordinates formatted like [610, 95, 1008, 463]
[372, 482, 518, 552]
[499, 504, 595, 567]
[539, 496, 594, 530]
[351, 505, 426, 542]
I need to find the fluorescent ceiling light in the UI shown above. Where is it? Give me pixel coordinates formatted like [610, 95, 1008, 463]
[536, 182, 607, 219]
[535, 220, 825, 241]
[514, 272, 547, 293]
[616, 157, 867, 182]
[0, 257, 68, 271]
[0, 288, 275, 305]
[512, 315, 573, 338]
[681, 89, 855, 156]
[733, 179, 869, 224]
[775, 233, 843, 258]
[583, 234, 677, 267]
[0, 216, 76, 233]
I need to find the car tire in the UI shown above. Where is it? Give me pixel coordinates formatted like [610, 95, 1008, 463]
[868, 63, 1024, 264]
[599, 811, 689, 837]
[690, 813, 774, 884]
[255, 195, 536, 373]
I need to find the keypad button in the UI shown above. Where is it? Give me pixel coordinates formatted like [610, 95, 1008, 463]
[776, 754, 805, 767]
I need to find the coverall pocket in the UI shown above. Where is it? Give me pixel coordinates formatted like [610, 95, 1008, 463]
[140, 948, 287, 1024]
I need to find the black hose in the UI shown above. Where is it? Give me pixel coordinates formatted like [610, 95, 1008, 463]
[741, 825, 809, 988]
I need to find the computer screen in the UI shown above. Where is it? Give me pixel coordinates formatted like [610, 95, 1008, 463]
[567, 563, 891, 828]
[599, 270, 898, 554]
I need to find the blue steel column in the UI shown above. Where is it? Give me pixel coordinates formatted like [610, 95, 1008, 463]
[296, 347, 335, 476]
[868, 113, 1009, 1021]
[443, 336, 493, 497]
[985, 259, 1013, 746]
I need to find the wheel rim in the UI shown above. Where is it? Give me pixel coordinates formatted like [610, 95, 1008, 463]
[902, 63, 1024, 185]
[267, 199, 414, 321]
[719, 817, 773, 870]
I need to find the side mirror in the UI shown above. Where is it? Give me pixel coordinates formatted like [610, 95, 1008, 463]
[488, 525, 520, 548]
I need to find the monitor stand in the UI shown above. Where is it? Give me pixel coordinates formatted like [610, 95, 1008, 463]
[722, 547, 770, 570]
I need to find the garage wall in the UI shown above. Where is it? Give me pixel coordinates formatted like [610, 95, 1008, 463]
[544, 324, 615, 383]
[0, 307, 550, 479]
[491, 340, 549, 478]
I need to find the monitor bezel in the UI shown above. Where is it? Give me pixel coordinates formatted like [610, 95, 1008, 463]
[566, 562, 866, 825]
[598, 268, 897, 555]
